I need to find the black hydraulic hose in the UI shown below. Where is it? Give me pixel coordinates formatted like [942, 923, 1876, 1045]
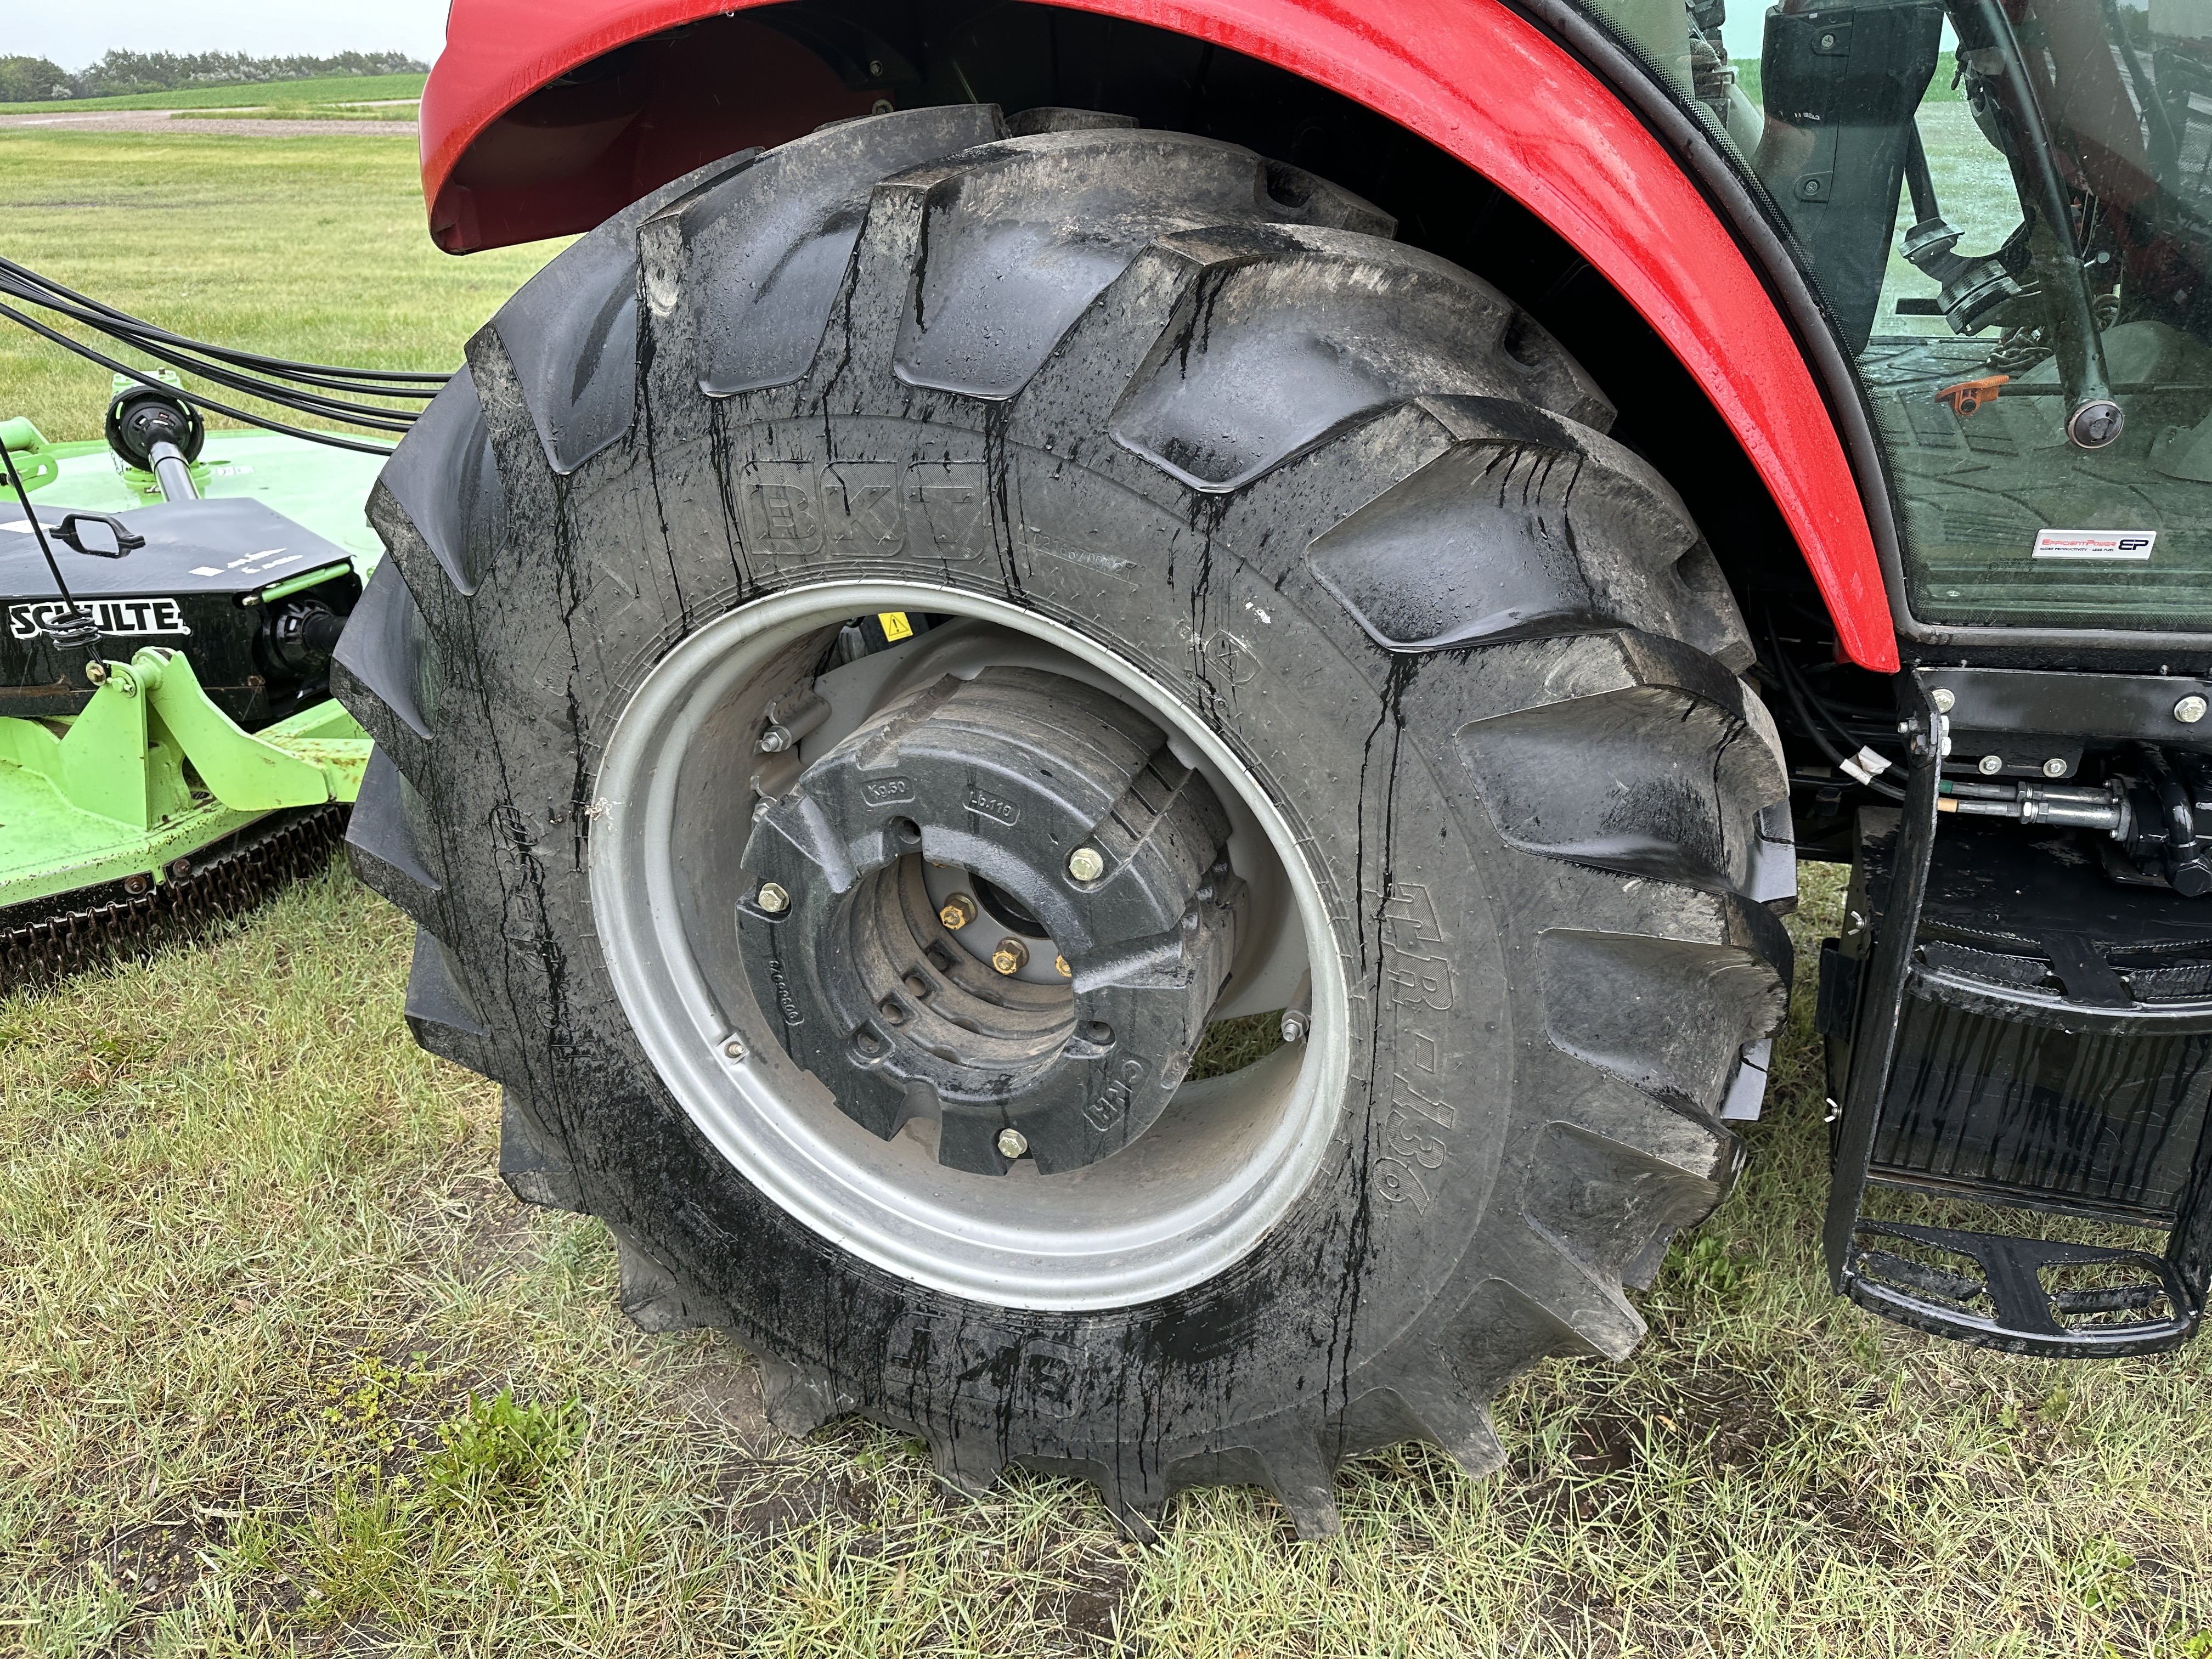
[0, 281, 441, 405]
[1763, 612, 1906, 802]
[1904, 122, 1941, 226]
[0, 298, 398, 455]
[1958, 0, 2116, 441]
[1788, 653, 1905, 787]
[1, 442, 99, 647]
[0, 274, 443, 404]
[0, 255, 449, 389]
[0, 251, 454, 454]
[0, 275, 426, 425]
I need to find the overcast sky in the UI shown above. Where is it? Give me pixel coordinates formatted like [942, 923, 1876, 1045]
[13, 1, 453, 70]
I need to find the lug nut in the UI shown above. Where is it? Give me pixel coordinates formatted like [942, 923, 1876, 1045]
[1281, 1008, 1310, 1044]
[1978, 754, 2004, 776]
[939, 892, 977, 931]
[1067, 846, 1104, 882]
[757, 881, 789, 913]
[996, 1128, 1029, 1159]
[991, 938, 1029, 976]
[2177, 695, 2208, 725]
[1054, 954, 1072, 979]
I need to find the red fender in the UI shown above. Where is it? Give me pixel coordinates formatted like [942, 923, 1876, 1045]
[425, 0, 1899, 672]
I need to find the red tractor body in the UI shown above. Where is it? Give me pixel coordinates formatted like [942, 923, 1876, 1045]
[419, 0, 1897, 668]
[319, 0, 2212, 1530]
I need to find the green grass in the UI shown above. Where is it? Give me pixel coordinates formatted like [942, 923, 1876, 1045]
[1730, 59, 1961, 108]
[1875, 99, 2028, 339]
[0, 74, 426, 116]
[170, 103, 419, 123]
[0, 134, 567, 445]
[4, 860, 2209, 1654]
[5, 125, 2212, 1656]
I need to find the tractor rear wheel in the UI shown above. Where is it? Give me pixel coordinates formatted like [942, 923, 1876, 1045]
[334, 108, 1791, 1535]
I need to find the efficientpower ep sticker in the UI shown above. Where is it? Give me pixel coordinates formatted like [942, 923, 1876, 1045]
[8, 597, 192, 640]
[2033, 528, 2156, 560]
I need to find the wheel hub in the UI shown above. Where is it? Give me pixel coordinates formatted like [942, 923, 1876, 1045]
[738, 666, 1244, 1175]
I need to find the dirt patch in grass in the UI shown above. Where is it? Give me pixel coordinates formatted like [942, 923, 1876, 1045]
[668, 1357, 779, 1451]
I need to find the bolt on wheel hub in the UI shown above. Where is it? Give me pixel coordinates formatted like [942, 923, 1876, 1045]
[739, 667, 1244, 1175]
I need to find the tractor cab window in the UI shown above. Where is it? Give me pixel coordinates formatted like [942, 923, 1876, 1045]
[1574, 0, 2212, 635]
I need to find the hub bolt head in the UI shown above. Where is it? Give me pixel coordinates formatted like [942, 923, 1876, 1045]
[1054, 954, 1072, 979]
[2177, 695, 2208, 725]
[757, 881, 790, 913]
[996, 1128, 1029, 1159]
[1067, 846, 1104, 882]
[939, 892, 977, 930]
[991, 938, 1029, 976]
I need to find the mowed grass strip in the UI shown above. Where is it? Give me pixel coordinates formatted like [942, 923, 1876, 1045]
[170, 104, 420, 123]
[0, 132, 563, 446]
[2, 128, 2211, 1656]
[5, 863, 2210, 1655]
[0, 74, 427, 116]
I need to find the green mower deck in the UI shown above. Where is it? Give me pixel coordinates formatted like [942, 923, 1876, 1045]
[2, 416, 380, 985]
[0, 648, 370, 906]
[0, 416, 386, 561]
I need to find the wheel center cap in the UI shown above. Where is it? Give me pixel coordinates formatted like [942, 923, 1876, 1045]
[736, 667, 1243, 1176]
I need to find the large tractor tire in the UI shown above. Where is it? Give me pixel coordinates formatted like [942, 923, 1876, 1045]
[334, 107, 1792, 1536]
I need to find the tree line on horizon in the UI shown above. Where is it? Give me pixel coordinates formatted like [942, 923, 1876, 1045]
[0, 49, 427, 104]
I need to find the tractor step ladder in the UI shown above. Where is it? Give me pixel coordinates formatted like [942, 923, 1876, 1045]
[1822, 679, 2212, 1356]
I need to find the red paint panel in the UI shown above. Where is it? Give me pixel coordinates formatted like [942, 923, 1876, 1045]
[424, 0, 1898, 670]
[425, 14, 877, 251]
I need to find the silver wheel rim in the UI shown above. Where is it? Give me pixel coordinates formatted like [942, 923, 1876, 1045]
[590, 582, 1347, 1310]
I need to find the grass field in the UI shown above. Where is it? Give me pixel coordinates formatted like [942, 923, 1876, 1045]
[0, 75, 427, 117]
[0, 134, 565, 446]
[170, 103, 419, 123]
[4, 128, 2212, 1657]
[7, 864, 2209, 1655]
[1729, 59, 1961, 108]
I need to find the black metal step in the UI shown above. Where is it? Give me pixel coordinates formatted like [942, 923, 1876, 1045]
[1821, 677, 2212, 1358]
[1846, 1219, 2198, 1357]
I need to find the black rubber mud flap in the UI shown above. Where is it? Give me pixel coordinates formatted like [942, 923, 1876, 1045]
[336, 110, 1788, 1537]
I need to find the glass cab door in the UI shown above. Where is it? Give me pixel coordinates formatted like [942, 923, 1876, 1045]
[1576, 0, 2212, 634]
